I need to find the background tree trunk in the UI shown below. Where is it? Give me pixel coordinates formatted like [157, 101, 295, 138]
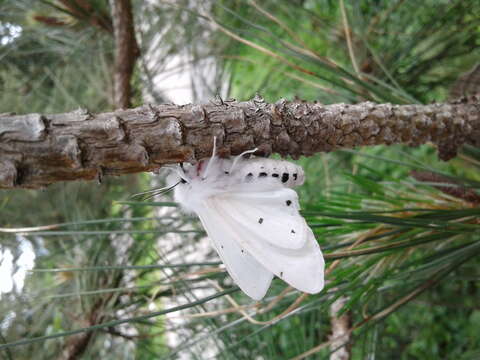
[109, 0, 139, 109]
[0, 96, 478, 189]
[329, 296, 351, 360]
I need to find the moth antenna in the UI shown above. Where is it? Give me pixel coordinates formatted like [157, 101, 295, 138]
[131, 179, 178, 198]
[141, 181, 180, 200]
[229, 147, 258, 173]
[131, 177, 182, 199]
[202, 136, 217, 179]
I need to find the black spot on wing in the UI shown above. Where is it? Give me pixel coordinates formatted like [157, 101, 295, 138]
[293, 173, 298, 181]
[259, 172, 268, 177]
[291, 229, 296, 234]
[258, 218, 264, 224]
[282, 173, 289, 183]
[286, 200, 292, 206]
[272, 173, 279, 178]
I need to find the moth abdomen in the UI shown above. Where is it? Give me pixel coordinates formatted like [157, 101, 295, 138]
[233, 158, 305, 188]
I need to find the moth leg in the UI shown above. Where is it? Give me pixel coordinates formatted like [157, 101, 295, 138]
[229, 147, 258, 173]
[202, 136, 218, 179]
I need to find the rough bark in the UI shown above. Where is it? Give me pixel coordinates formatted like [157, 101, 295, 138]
[109, 0, 139, 109]
[0, 95, 479, 189]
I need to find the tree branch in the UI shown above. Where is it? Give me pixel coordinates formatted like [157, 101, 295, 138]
[0, 96, 479, 189]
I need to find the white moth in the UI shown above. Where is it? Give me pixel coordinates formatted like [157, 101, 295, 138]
[165, 141, 325, 300]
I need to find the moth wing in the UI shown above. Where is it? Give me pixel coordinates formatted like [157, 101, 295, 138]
[196, 205, 274, 300]
[208, 190, 324, 294]
[218, 188, 307, 250]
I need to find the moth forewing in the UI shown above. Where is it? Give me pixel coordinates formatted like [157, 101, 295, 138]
[198, 200, 274, 300]
[208, 195, 325, 295]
